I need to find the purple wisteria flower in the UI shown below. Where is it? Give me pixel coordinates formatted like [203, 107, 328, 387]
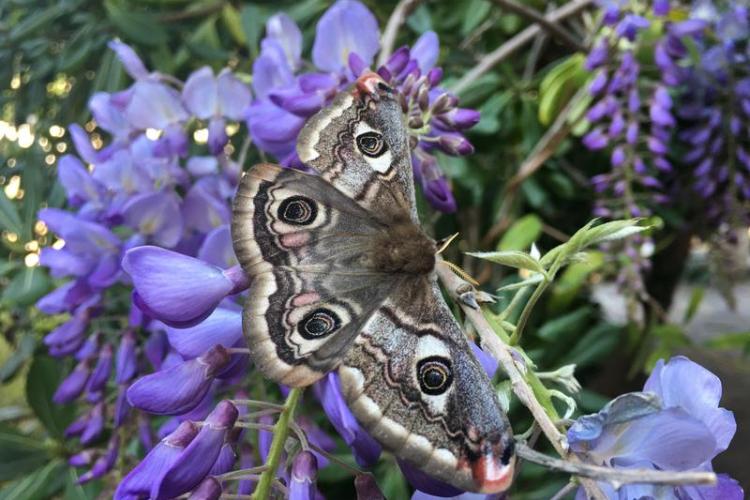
[36, 37, 252, 486]
[247, 0, 480, 212]
[568, 356, 743, 499]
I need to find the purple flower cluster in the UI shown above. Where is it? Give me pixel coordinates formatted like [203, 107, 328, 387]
[568, 356, 743, 499]
[581, 1, 674, 298]
[582, 1, 750, 296]
[36, 40, 251, 486]
[662, 3, 750, 227]
[248, 0, 480, 212]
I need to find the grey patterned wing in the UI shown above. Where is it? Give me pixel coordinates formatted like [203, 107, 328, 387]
[297, 72, 419, 222]
[338, 278, 516, 494]
[232, 163, 398, 386]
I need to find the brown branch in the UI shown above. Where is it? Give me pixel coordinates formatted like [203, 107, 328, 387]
[377, 0, 424, 66]
[517, 443, 717, 488]
[482, 84, 590, 246]
[435, 259, 607, 500]
[452, 0, 594, 94]
[488, 0, 586, 52]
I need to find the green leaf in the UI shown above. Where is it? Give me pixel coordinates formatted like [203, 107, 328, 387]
[9, 4, 70, 43]
[497, 214, 543, 251]
[25, 355, 75, 439]
[538, 54, 588, 125]
[240, 5, 267, 58]
[0, 426, 53, 481]
[579, 219, 647, 247]
[537, 306, 593, 342]
[62, 467, 102, 500]
[0, 334, 36, 383]
[0, 190, 23, 235]
[221, 4, 247, 45]
[0, 460, 66, 500]
[467, 250, 547, 276]
[105, 0, 169, 46]
[461, 0, 491, 35]
[562, 323, 622, 368]
[706, 331, 750, 352]
[1, 267, 51, 307]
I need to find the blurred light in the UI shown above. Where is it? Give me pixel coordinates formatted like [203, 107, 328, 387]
[145, 128, 162, 140]
[193, 128, 208, 144]
[35, 221, 48, 236]
[4, 175, 21, 199]
[17, 124, 34, 148]
[24, 253, 40, 267]
[2, 122, 17, 142]
[45, 154, 56, 165]
[49, 125, 65, 137]
[56, 142, 67, 153]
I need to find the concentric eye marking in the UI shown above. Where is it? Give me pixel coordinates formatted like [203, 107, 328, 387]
[356, 131, 387, 158]
[299, 308, 341, 339]
[278, 196, 317, 225]
[417, 356, 453, 395]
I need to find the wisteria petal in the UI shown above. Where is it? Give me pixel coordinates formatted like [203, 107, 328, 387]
[411, 31, 440, 73]
[165, 307, 242, 359]
[115, 421, 200, 500]
[644, 356, 736, 453]
[123, 192, 183, 248]
[189, 477, 222, 500]
[312, 0, 380, 73]
[127, 345, 231, 415]
[126, 81, 189, 130]
[109, 40, 150, 80]
[253, 39, 295, 99]
[198, 225, 237, 268]
[315, 372, 382, 467]
[152, 401, 238, 499]
[183, 67, 218, 119]
[122, 246, 234, 325]
[266, 13, 303, 71]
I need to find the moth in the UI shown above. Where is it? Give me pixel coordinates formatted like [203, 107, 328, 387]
[231, 72, 515, 493]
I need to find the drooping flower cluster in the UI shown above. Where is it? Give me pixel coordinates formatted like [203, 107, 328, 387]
[581, 1, 674, 299]
[248, 0, 480, 212]
[568, 356, 743, 499]
[36, 39, 254, 487]
[582, 0, 750, 299]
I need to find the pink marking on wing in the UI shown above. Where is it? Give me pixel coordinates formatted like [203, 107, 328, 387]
[293, 292, 321, 307]
[280, 231, 310, 248]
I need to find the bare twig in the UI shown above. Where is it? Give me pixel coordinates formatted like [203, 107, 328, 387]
[488, 0, 586, 52]
[378, 0, 424, 66]
[550, 482, 577, 500]
[435, 258, 607, 500]
[517, 443, 717, 488]
[452, 0, 594, 94]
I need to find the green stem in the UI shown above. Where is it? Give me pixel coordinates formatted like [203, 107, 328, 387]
[251, 388, 303, 500]
[509, 277, 549, 345]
